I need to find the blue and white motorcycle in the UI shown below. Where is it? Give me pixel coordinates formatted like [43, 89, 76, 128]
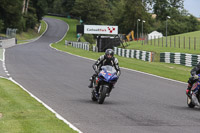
[91, 65, 118, 104]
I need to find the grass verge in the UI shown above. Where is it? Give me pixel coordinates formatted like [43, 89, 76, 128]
[0, 19, 78, 132]
[0, 78, 77, 133]
[16, 20, 47, 44]
[125, 31, 200, 62]
[49, 16, 191, 83]
[127, 31, 200, 54]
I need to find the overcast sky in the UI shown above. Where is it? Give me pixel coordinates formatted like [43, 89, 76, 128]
[184, 0, 200, 17]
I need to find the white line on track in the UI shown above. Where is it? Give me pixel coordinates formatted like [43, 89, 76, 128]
[50, 44, 187, 85]
[1, 19, 83, 133]
[49, 20, 187, 86]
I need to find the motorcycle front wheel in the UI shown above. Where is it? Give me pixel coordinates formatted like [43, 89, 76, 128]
[98, 85, 108, 104]
[187, 96, 195, 108]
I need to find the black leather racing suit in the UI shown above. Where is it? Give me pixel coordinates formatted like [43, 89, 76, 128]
[92, 55, 121, 77]
[188, 62, 200, 85]
[89, 55, 121, 89]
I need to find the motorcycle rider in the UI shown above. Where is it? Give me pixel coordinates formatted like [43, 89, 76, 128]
[88, 49, 121, 89]
[186, 62, 200, 98]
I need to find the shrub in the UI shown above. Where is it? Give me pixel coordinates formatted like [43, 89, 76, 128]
[23, 14, 37, 31]
[83, 34, 95, 44]
[0, 19, 4, 32]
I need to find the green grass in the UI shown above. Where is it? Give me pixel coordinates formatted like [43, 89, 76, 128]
[16, 20, 47, 43]
[0, 78, 77, 133]
[49, 15, 191, 83]
[126, 31, 200, 54]
[124, 31, 200, 62]
[0, 19, 78, 132]
[45, 16, 86, 42]
[53, 45, 191, 82]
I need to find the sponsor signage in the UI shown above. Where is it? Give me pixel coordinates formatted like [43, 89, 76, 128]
[84, 25, 118, 35]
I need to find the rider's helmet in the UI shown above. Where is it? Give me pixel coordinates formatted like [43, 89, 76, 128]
[105, 49, 114, 60]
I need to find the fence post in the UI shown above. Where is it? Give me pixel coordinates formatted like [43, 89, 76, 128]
[162, 37, 163, 47]
[194, 37, 196, 50]
[179, 36, 180, 48]
[189, 37, 190, 50]
[151, 36, 152, 45]
[0, 41, 2, 47]
[158, 36, 160, 47]
[184, 36, 185, 49]
[174, 36, 176, 48]
[154, 36, 156, 46]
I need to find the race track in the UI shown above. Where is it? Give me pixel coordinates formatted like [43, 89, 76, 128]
[5, 17, 200, 133]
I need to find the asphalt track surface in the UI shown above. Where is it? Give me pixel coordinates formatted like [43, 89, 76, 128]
[5, 18, 200, 133]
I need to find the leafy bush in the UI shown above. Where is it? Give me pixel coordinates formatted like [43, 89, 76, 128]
[24, 14, 38, 30]
[0, 19, 4, 32]
[83, 34, 95, 44]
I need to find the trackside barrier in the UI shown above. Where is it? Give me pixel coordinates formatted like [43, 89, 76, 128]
[114, 47, 153, 62]
[160, 52, 200, 67]
[92, 46, 98, 52]
[65, 40, 89, 51]
[64, 41, 153, 62]
[0, 38, 16, 48]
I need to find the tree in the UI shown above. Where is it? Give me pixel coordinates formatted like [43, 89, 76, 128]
[169, 0, 184, 9]
[71, 0, 112, 25]
[0, 0, 24, 31]
[46, 0, 55, 13]
[112, 0, 153, 34]
[52, 0, 64, 14]
[62, 0, 75, 14]
[0, 19, 4, 32]
[153, 0, 170, 21]
[30, 0, 48, 21]
[152, 0, 184, 21]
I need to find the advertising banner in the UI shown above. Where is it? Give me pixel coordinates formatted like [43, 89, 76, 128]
[84, 25, 118, 35]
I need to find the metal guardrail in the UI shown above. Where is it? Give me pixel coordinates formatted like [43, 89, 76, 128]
[6, 28, 17, 39]
[65, 40, 90, 51]
[0, 36, 8, 40]
[0, 41, 2, 47]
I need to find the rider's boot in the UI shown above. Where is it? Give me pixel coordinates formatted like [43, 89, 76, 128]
[88, 77, 93, 88]
[186, 83, 192, 98]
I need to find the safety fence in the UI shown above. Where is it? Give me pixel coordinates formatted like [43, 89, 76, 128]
[92, 46, 98, 52]
[114, 47, 153, 62]
[160, 52, 200, 67]
[142, 35, 200, 51]
[65, 40, 89, 51]
[0, 38, 16, 48]
[65, 40, 154, 62]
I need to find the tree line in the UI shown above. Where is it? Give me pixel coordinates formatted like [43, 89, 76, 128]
[0, 0, 199, 36]
[0, 0, 47, 33]
[48, 0, 200, 36]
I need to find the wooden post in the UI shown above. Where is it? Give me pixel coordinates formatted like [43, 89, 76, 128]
[174, 36, 176, 48]
[184, 36, 185, 49]
[189, 37, 190, 50]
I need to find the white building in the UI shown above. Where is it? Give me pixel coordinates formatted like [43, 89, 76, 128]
[148, 31, 163, 40]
